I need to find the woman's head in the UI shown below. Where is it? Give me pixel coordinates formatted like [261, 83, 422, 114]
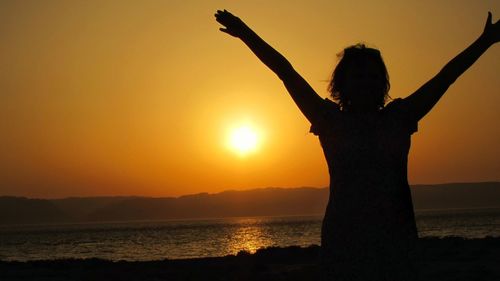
[328, 44, 390, 111]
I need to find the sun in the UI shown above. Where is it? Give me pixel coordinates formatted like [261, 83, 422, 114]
[227, 125, 260, 156]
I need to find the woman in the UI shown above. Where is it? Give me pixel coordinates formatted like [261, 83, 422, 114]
[215, 9, 499, 280]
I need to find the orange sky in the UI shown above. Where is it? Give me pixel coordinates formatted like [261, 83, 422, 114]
[0, 0, 499, 198]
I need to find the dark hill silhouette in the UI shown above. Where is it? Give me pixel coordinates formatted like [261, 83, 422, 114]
[85, 187, 327, 222]
[0, 182, 499, 225]
[411, 182, 500, 210]
[0, 197, 69, 224]
[51, 196, 143, 221]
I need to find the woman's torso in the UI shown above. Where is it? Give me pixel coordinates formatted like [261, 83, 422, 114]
[311, 99, 419, 258]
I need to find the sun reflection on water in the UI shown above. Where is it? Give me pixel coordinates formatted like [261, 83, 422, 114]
[2, 211, 497, 261]
[226, 217, 275, 254]
[1, 215, 323, 260]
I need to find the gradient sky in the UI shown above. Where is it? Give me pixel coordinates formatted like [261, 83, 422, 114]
[1, 0, 499, 198]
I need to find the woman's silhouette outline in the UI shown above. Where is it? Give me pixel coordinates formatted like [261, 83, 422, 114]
[215, 9, 499, 281]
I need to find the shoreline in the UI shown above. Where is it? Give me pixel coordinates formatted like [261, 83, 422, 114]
[1, 237, 499, 281]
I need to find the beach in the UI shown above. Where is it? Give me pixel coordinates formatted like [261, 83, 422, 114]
[1, 237, 498, 281]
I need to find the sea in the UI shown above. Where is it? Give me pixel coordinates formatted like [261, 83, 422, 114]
[0, 208, 499, 261]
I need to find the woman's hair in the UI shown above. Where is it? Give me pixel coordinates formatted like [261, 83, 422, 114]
[328, 43, 390, 109]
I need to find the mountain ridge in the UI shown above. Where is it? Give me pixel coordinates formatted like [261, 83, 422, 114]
[1, 182, 499, 225]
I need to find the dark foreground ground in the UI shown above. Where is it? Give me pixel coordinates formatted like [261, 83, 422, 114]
[1, 237, 499, 281]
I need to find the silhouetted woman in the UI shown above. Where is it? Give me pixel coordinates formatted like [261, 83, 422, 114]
[215, 9, 499, 281]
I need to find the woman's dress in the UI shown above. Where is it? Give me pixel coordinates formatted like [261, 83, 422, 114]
[310, 98, 419, 281]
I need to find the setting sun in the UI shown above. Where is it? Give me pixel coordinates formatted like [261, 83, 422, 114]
[227, 125, 260, 156]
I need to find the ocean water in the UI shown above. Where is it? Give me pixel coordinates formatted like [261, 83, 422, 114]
[0, 208, 499, 261]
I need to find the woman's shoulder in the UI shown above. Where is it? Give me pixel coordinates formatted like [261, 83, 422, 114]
[382, 98, 419, 134]
[309, 98, 340, 136]
[383, 98, 406, 112]
[322, 97, 340, 109]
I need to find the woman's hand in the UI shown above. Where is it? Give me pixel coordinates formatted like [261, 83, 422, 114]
[215, 9, 248, 38]
[482, 12, 500, 45]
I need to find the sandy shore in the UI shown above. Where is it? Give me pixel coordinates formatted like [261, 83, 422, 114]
[1, 237, 498, 281]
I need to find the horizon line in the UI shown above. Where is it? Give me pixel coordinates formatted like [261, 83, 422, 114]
[1, 181, 499, 200]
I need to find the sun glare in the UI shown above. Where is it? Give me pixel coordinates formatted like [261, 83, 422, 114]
[228, 125, 260, 156]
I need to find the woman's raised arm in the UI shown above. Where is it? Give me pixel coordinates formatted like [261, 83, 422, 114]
[404, 12, 499, 122]
[215, 9, 327, 124]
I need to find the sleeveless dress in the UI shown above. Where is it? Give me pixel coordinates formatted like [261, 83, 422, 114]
[310, 98, 419, 281]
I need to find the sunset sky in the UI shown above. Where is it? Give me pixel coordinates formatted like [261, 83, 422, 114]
[1, 0, 499, 198]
